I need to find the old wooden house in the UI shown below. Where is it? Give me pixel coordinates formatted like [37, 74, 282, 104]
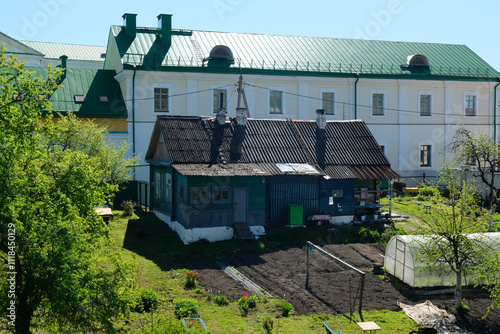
[145, 113, 399, 244]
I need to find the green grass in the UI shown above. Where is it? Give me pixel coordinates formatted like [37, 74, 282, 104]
[107, 209, 419, 333]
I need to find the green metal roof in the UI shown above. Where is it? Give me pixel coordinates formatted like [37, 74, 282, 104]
[22, 41, 106, 62]
[28, 67, 127, 118]
[111, 25, 500, 79]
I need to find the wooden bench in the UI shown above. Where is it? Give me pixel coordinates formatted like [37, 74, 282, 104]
[322, 321, 342, 334]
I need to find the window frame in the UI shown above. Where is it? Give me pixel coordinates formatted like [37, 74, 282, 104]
[151, 83, 172, 114]
[464, 91, 478, 117]
[419, 143, 433, 168]
[370, 89, 386, 117]
[211, 85, 230, 114]
[191, 187, 210, 204]
[267, 86, 286, 115]
[418, 90, 433, 117]
[320, 88, 337, 116]
[212, 187, 231, 203]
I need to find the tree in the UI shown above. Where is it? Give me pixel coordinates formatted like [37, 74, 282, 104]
[0, 48, 135, 333]
[410, 168, 491, 310]
[450, 126, 500, 212]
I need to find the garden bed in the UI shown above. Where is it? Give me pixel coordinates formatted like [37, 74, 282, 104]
[190, 243, 500, 334]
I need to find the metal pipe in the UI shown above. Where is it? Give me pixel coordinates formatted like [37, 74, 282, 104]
[494, 80, 500, 143]
[354, 74, 360, 119]
[132, 67, 137, 181]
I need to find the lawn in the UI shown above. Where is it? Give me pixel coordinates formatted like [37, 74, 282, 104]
[108, 208, 419, 333]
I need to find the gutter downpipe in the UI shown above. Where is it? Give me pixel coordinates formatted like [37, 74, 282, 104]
[132, 66, 137, 181]
[494, 79, 500, 144]
[354, 73, 360, 119]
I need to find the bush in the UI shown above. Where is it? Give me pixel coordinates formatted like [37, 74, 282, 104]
[281, 300, 293, 317]
[121, 200, 136, 216]
[263, 316, 274, 333]
[175, 298, 199, 318]
[136, 288, 159, 313]
[214, 294, 229, 306]
[419, 186, 440, 198]
[185, 270, 198, 289]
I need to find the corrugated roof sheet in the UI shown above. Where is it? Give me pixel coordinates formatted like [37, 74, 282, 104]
[22, 41, 106, 62]
[151, 116, 400, 179]
[27, 67, 127, 118]
[112, 25, 500, 78]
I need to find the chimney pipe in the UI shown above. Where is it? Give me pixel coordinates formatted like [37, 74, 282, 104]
[58, 55, 68, 82]
[122, 13, 137, 38]
[157, 14, 172, 46]
[236, 108, 247, 126]
[316, 109, 326, 129]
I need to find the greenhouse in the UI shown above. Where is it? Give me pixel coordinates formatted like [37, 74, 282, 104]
[384, 233, 500, 287]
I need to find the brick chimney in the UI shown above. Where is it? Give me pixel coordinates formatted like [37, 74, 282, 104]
[316, 109, 326, 129]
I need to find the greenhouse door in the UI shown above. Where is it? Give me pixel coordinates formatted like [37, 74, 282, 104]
[395, 238, 406, 280]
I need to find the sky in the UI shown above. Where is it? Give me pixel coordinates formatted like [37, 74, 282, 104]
[1, 0, 499, 71]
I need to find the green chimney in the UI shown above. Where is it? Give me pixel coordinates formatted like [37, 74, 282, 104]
[157, 14, 172, 46]
[122, 13, 137, 38]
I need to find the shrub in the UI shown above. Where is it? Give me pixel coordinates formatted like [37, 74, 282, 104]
[137, 288, 159, 313]
[419, 185, 440, 198]
[263, 316, 274, 333]
[281, 300, 293, 317]
[121, 200, 136, 216]
[185, 270, 199, 289]
[175, 298, 199, 318]
[214, 294, 229, 306]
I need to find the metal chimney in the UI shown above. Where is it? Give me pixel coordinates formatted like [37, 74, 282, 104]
[122, 13, 137, 38]
[157, 14, 172, 46]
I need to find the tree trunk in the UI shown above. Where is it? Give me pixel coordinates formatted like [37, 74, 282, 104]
[455, 270, 462, 310]
[15, 295, 33, 334]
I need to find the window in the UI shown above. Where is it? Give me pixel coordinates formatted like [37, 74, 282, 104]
[191, 187, 210, 203]
[154, 88, 169, 112]
[419, 91, 432, 117]
[420, 145, 432, 167]
[213, 88, 227, 113]
[213, 187, 230, 203]
[408, 54, 429, 68]
[371, 90, 386, 116]
[98, 95, 109, 103]
[74, 94, 86, 103]
[269, 90, 283, 114]
[465, 93, 477, 116]
[321, 90, 335, 115]
[154, 172, 161, 198]
[165, 173, 171, 202]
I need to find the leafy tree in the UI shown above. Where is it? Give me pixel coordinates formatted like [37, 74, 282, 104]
[410, 168, 491, 310]
[0, 47, 135, 333]
[450, 126, 500, 212]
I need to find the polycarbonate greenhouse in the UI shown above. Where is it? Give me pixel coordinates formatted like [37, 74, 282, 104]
[384, 233, 500, 287]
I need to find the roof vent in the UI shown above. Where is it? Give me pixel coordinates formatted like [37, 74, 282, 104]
[407, 54, 429, 68]
[99, 96, 109, 103]
[209, 45, 233, 60]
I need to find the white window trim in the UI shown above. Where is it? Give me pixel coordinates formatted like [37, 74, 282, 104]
[418, 90, 433, 118]
[267, 86, 286, 116]
[418, 140, 433, 169]
[151, 83, 172, 114]
[211, 84, 231, 114]
[463, 91, 479, 117]
[320, 88, 337, 116]
[370, 89, 387, 117]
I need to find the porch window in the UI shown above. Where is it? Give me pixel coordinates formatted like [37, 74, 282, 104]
[213, 187, 230, 203]
[191, 187, 210, 203]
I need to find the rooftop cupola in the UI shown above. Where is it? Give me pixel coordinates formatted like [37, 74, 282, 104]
[122, 13, 137, 38]
[157, 14, 172, 46]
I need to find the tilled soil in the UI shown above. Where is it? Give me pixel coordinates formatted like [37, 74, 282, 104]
[188, 243, 500, 333]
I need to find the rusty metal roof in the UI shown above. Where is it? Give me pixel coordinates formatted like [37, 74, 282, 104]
[150, 116, 400, 179]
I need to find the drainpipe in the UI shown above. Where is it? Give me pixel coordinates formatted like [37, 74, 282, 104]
[132, 66, 137, 181]
[354, 74, 360, 119]
[494, 80, 500, 144]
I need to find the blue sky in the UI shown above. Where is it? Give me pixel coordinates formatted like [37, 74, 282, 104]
[2, 0, 499, 71]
